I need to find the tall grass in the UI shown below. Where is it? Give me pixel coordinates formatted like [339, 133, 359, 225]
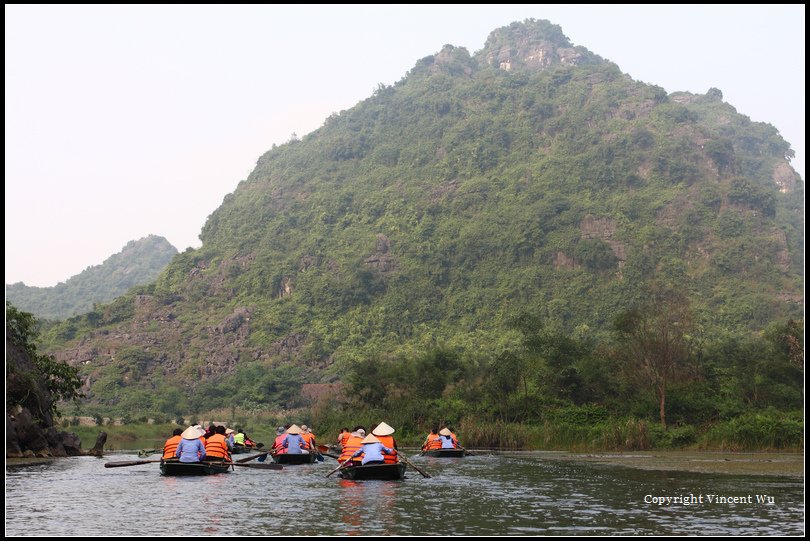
[59, 406, 803, 453]
[699, 410, 804, 451]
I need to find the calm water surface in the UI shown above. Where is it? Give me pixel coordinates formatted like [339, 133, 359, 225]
[5, 452, 803, 535]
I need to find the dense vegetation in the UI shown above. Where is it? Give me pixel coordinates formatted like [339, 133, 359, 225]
[43, 20, 803, 450]
[7, 303, 83, 420]
[6, 235, 177, 320]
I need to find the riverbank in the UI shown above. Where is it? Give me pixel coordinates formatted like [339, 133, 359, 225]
[542, 450, 805, 478]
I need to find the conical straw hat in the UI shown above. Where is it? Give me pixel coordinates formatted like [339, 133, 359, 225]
[372, 421, 395, 436]
[361, 434, 381, 444]
[181, 426, 205, 440]
[286, 424, 303, 435]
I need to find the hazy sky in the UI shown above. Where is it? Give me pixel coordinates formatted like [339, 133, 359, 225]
[6, 5, 805, 287]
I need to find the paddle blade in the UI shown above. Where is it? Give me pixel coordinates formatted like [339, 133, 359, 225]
[104, 460, 157, 468]
[236, 451, 269, 463]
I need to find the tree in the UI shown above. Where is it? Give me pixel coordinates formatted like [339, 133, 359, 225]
[613, 289, 697, 429]
[6, 302, 84, 418]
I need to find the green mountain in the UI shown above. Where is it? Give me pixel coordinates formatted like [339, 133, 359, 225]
[44, 20, 803, 421]
[7, 235, 177, 320]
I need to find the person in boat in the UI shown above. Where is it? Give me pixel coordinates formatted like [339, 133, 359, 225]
[175, 426, 207, 463]
[337, 427, 351, 449]
[193, 424, 207, 446]
[422, 427, 442, 451]
[337, 426, 366, 464]
[282, 424, 309, 454]
[350, 434, 395, 466]
[233, 428, 246, 448]
[439, 427, 458, 449]
[225, 428, 236, 449]
[162, 428, 183, 459]
[272, 426, 288, 454]
[371, 422, 399, 464]
[204, 423, 217, 439]
[205, 425, 232, 462]
[448, 426, 461, 448]
[244, 432, 256, 447]
[300, 425, 316, 451]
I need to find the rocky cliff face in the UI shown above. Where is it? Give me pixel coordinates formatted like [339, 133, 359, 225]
[6, 331, 82, 458]
[475, 19, 602, 71]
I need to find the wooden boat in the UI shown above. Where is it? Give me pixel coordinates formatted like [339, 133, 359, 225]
[338, 462, 407, 481]
[272, 452, 317, 465]
[231, 444, 257, 455]
[421, 448, 465, 458]
[159, 459, 232, 476]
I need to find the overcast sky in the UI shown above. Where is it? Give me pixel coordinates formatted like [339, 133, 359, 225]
[6, 5, 805, 287]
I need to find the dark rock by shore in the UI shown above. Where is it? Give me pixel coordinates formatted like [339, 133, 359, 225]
[6, 321, 88, 458]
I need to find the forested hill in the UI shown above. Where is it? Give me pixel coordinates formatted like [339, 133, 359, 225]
[45, 19, 803, 419]
[7, 235, 177, 320]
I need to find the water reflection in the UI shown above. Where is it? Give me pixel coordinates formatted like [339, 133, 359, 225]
[337, 479, 399, 535]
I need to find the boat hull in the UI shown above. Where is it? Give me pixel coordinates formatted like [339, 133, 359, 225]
[159, 460, 231, 476]
[338, 462, 406, 480]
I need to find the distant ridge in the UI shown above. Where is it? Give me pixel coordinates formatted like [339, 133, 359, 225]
[6, 235, 178, 320]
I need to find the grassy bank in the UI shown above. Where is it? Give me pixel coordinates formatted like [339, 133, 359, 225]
[59, 408, 803, 454]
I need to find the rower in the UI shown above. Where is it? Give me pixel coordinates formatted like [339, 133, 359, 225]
[175, 426, 207, 463]
[162, 428, 183, 459]
[351, 434, 394, 465]
[371, 422, 399, 464]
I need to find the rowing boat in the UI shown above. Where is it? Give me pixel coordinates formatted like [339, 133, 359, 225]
[231, 444, 257, 454]
[159, 460, 232, 476]
[338, 462, 406, 480]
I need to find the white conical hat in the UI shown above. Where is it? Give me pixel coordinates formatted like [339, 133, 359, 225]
[181, 426, 205, 440]
[286, 424, 303, 435]
[439, 428, 452, 436]
[372, 422, 395, 436]
[361, 434, 381, 444]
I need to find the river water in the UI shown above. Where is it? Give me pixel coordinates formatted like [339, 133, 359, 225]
[5, 451, 803, 535]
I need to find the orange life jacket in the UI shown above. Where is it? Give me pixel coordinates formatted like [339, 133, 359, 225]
[338, 431, 350, 447]
[205, 433, 231, 460]
[163, 435, 182, 459]
[273, 433, 287, 454]
[375, 435, 398, 464]
[424, 434, 442, 450]
[301, 432, 316, 450]
[338, 434, 364, 463]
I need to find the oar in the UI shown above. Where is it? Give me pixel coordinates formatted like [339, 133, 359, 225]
[399, 454, 432, 478]
[104, 459, 164, 468]
[325, 457, 353, 478]
[317, 444, 340, 460]
[313, 448, 325, 462]
[236, 451, 269, 463]
[217, 461, 282, 471]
